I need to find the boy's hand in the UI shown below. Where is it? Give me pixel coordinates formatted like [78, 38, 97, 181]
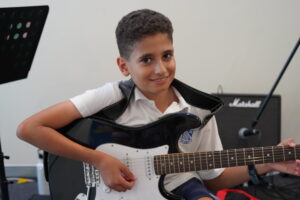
[95, 152, 136, 192]
[266, 138, 300, 176]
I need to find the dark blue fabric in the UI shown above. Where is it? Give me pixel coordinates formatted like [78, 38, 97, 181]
[172, 177, 213, 200]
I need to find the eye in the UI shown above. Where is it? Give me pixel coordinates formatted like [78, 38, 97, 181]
[140, 57, 152, 64]
[163, 52, 173, 60]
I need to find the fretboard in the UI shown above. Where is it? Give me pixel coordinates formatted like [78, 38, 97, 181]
[154, 145, 300, 175]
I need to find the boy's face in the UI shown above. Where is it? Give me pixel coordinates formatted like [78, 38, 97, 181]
[117, 33, 176, 100]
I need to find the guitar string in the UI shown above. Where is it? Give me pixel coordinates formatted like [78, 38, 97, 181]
[85, 160, 300, 178]
[116, 146, 300, 164]
[85, 147, 299, 175]
[106, 147, 300, 166]
[125, 157, 300, 174]
[95, 154, 299, 173]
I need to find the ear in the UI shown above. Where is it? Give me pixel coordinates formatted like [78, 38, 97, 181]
[117, 57, 130, 76]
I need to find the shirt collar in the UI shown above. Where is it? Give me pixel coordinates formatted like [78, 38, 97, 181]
[133, 87, 189, 111]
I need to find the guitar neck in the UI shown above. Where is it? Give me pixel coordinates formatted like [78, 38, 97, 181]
[154, 145, 300, 175]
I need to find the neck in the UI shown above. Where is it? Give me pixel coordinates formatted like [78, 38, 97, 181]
[152, 88, 178, 113]
[154, 145, 300, 175]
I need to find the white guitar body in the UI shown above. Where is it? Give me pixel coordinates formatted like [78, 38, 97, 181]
[95, 144, 169, 200]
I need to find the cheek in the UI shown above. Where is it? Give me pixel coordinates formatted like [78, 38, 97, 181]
[132, 70, 149, 82]
[168, 61, 176, 74]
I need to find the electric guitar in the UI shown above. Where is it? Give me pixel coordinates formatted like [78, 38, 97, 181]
[46, 113, 300, 200]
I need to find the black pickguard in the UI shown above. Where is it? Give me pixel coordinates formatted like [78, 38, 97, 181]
[46, 113, 202, 200]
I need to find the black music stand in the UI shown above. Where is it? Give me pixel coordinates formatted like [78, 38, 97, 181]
[0, 5, 49, 199]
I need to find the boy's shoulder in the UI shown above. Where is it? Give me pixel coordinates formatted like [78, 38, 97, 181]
[171, 79, 223, 113]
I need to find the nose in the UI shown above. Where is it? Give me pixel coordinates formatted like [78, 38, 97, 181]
[154, 60, 167, 75]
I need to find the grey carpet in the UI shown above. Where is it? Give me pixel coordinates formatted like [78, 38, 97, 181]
[1, 181, 51, 200]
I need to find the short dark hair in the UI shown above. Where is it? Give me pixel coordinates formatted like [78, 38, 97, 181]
[115, 9, 173, 60]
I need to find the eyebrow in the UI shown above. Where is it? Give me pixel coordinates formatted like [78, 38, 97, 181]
[139, 53, 153, 59]
[139, 49, 174, 59]
[164, 49, 174, 54]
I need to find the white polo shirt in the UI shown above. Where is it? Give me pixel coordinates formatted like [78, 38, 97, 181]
[70, 80, 224, 191]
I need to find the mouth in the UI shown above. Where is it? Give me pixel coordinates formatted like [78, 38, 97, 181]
[150, 76, 169, 85]
[150, 76, 169, 83]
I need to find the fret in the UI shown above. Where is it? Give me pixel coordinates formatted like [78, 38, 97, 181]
[205, 152, 209, 170]
[174, 154, 178, 173]
[199, 152, 206, 170]
[163, 154, 168, 174]
[244, 148, 253, 165]
[179, 153, 185, 173]
[274, 146, 284, 162]
[220, 150, 229, 168]
[160, 155, 164, 174]
[219, 150, 223, 168]
[164, 155, 169, 174]
[243, 148, 246, 165]
[157, 155, 162, 174]
[236, 149, 245, 166]
[213, 151, 222, 168]
[207, 152, 214, 169]
[175, 153, 180, 173]
[225, 150, 230, 167]
[153, 156, 157, 174]
[168, 154, 174, 174]
[185, 153, 190, 172]
[272, 146, 275, 163]
[251, 148, 255, 164]
[221, 150, 230, 167]
[154, 156, 160, 175]
[227, 149, 237, 167]
[173, 154, 177, 173]
[191, 152, 197, 171]
[158, 155, 162, 174]
[253, 147, 264, 164]
[235, 149, 238, 166]
[261, 147, 265, 164]
[186, 153, 192, 171]
[167, 154, 178, 173]
[284, 146, 296, 161]
[174, 154, 179, 173]
[156, 155, 160, 175]
[282, 146, 286, 161]
[212, 151, 215, 169]
[263, 147, 274, 163]
[156, 155, 163, 175]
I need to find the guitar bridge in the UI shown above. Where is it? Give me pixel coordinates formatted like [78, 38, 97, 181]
[83, 162, 100, 188]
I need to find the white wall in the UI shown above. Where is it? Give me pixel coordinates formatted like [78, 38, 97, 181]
[0, 0, 299, 165]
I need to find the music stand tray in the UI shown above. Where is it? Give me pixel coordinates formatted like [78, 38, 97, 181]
[0, 5, 49, 84]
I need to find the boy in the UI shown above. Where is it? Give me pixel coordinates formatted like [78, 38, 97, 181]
[17, 9, 300, 200]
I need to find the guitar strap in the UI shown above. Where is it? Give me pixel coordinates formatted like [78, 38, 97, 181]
[92, 78, 224, 128]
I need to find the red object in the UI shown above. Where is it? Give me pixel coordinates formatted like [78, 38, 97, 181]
[216, 189, 260, 200]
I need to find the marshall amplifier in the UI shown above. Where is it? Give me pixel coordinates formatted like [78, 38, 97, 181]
[212, 94, 281, 149]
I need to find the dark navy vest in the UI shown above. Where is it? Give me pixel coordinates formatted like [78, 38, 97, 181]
[93, 78, 223, 128]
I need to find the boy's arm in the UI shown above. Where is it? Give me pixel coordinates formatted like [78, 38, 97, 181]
[17, 100, 135, 192]
[204, 138, 300, 191]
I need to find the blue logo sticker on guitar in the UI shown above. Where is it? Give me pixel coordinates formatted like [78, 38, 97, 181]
[180, 129, 194, 144]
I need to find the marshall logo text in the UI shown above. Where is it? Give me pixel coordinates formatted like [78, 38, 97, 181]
[229, 98, 262, 108]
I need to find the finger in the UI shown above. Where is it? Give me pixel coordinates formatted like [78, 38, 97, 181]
[114, 176, 134, 190]
[121, 165, 136, 181]
[118, 168, 136, 190]
[279, 138, 295, 146]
